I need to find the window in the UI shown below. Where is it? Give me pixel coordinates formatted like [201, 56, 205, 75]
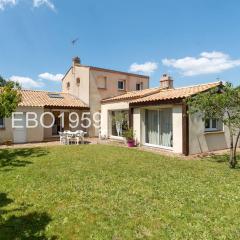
[205, 119, 223, 132]
[111, 111, 128, 137]
[118, 80, 125, 90]
[136, 82, 143, 91]
[97, 76, 107, 89]
[48, 93, 63, 99]
[76, 78, 81, 85]
[0, 118, 4, 128]
[66, 82, 70, 89]
[145, 109, 173, 148]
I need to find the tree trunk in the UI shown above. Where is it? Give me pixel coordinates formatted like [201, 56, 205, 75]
[233, 130, 240, 167]
[229, 133, 237, 168]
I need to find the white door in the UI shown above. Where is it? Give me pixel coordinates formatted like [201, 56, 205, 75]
[13, 113, 27, 143]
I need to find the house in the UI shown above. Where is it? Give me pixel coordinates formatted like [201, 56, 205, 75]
[61, 57, 149, 136]
[0, 90, 89, 143]
[0, 57, 149, 143]
[0, 57, 238, 155]
[101, 75, 236, 155]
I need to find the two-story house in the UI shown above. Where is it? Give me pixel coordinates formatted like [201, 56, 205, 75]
[61, 57, 149, 136]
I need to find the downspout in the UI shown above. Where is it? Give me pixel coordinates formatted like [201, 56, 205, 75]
[182, 102, 189, 156]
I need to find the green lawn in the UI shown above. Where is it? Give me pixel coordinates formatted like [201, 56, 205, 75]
[0, 145, 240, 239]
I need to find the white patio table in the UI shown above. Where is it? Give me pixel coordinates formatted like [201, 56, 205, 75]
[59, 130, 86, 145]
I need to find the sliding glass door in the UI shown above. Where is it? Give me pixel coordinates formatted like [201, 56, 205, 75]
[145, 109, 173, 148]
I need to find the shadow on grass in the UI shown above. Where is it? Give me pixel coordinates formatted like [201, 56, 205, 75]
[0, 148, 48, 170]
[0, 192, 57, 240]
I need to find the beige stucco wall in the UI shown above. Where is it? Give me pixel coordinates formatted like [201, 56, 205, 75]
[133, 108, 141, 145]
[62, 65, 90, 105]
[0, 116, 13, 143]
[0, 107, 44, 144]
[101, 101, 129, 138]
[89, 69, 149, 137]
[189, 114, 232, 154]
[24, 107, 44, 142]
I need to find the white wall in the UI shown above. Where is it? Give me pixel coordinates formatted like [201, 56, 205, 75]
[189, 113, 232, 154]
[172, 105, 183, 153]
[133, 108, 141, 145]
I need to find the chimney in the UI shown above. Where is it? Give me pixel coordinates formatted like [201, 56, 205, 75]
[160, 74, 173, 89]
[72, 56, 81, 66]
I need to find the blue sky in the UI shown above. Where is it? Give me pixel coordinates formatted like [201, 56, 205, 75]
[0, 0, 239, 91]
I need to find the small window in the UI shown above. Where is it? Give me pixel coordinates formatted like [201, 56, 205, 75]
[0, 118, 4, 128]
[48, 93, 63, 99]
[66, 82, 70, 89]
[118, 80, 125, 90]
[76, 78, 80, 85]
[136, 82, 143, 91]
[97, 76, 107, 89]
[205, 119, 223, 132]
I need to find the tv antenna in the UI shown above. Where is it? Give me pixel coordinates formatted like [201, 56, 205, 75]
[71, 38, 79, 47]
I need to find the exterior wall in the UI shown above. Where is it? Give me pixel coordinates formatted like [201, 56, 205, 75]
[24, 107, 44, 142]
[89, 69, 149, 136]
[0, 107, 44, 144]
[101, 101, 129, 138]
[135, 105, 183, 154]
[133, 108, 141, 145]
[62, 65, 90, 105]
[0, 117, 13, 144]
[172, 105, 183, 153]
[189, 114, 232, 154]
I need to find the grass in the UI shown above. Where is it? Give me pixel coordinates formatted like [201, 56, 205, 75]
[0, 145, 240, 239]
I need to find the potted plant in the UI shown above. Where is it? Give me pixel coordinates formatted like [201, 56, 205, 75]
[123, 128, 135, 147]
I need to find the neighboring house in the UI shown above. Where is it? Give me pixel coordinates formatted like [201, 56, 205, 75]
[0, 90, 89, 144]
[61, 57, 149, 136]
[101, 75, 237, 155]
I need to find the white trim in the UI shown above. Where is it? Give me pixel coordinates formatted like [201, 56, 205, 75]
[110, 135, 125, 141]
[144, 143, 173, 151]
[117, 80, 125, 90]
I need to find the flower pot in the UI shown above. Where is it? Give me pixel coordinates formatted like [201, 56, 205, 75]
[127, 139, 135, 147]
[5, 140, 13, 146]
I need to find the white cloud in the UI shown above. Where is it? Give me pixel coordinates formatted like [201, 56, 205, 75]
[33, 0, 55, 11]
[129, 62, 158, 74]
[10, 76, 44, 88]
[0, 0, 16, 10]
[38, 72, 64, 82]
[162, 51, 240, 76]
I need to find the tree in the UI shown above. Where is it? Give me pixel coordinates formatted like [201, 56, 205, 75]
[0, 75, 21, 119]
[187, 82, 240, 168]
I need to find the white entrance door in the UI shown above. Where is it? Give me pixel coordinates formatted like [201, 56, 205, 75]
[13, 113, 27, 143]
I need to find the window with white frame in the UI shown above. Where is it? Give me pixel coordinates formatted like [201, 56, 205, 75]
[118, 80, 125, 90]
[136, 82, 143, 91]
[0, 118, 4, 128]
[205, 118, 223, 132]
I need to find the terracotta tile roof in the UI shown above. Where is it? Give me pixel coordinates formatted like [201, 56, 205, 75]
[18, 90, 88, 109]
[130, 82, 221, 104]
[101, 87, 162, 103]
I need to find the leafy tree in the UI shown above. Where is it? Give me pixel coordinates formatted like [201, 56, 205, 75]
[0, 75, 21, 118]
[187, 82, 240, 168]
